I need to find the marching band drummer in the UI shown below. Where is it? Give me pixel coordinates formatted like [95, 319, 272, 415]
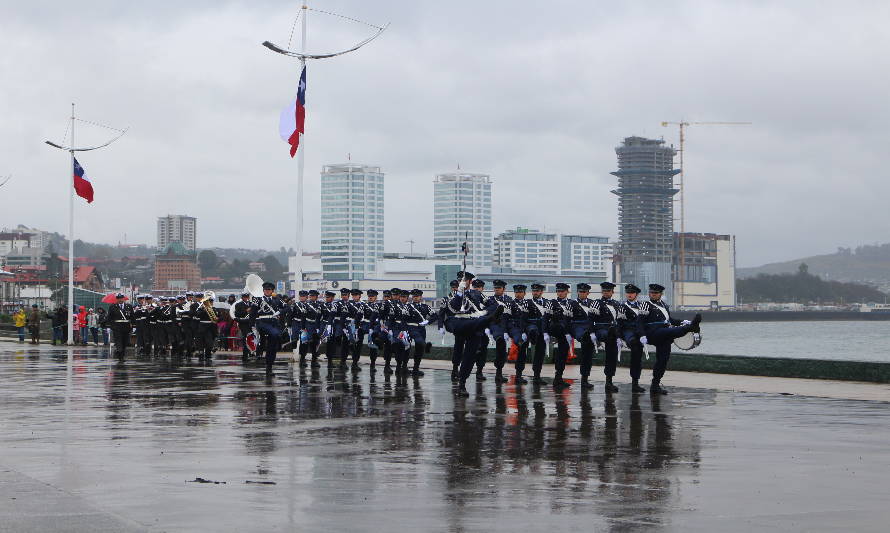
[251, 281, 286, 373]
[232, 291, 254, 361]
[641, 283, 702, 395]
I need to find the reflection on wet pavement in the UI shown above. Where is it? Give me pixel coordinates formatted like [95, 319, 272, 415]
[1, 344, 889, 532]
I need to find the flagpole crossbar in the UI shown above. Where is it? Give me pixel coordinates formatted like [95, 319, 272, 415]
[262, 22, 388, 60]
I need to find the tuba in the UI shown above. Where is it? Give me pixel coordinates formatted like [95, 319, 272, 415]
[202, 290, 218, 322]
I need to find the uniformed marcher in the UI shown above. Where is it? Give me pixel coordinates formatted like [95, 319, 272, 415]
[618, 283, 647, 393]
[641, 283, 702, 394]
[390, 289, 412, 375]
[569, 283, 597, 389]
[172, 295, 189, 356]
[345, 289, 366, 370]
[251, 282, 286, 373]
[232, 291, 254, 361]
[527, 283, 551, 384]
[548, 283, 573, 388]
[479, 279, 512, 384]
[321, 290, 338, 363]
[506, 284, 530, 384]
[592, 281, 621, 393]
[143, 294, 157, 355]
[405, 289, 433, 377]
[333, 287, 353, 367]
[106, 293, 133, 358]
[445, 271, 503, 396]
[302, 290, 323, 367]
[437, 280, 461, 380]
[152, 297, 172, 355]
[133, 295, 148, 355]
[362, 290, 382, 368]
[469, 278, 489, 381]
[193, 292, 219, 361]
[379, 288, 400, 374]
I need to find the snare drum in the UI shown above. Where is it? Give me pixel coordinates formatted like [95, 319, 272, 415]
[673, 331, 702, 351]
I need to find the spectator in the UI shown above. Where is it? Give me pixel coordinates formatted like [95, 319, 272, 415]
[87, 308, 100, 345]
[27, 304, 41, 344]
[96, 307, 109, 345]
[14, 307, 27, 342]
[52, 306, 67, 345]
[77, 306, 89, 345]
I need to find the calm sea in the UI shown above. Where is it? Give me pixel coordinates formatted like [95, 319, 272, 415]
[428, 320, 890, 363]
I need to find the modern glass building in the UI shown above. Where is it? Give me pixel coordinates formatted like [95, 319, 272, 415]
[433, 172, 492, 269]
[320, 164, 384, 281]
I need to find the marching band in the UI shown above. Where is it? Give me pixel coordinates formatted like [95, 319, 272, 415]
[109, 272, 703, 394]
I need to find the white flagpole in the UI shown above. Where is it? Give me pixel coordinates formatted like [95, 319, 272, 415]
[295, 3, 307, 293]
[67, 103, 75, 346]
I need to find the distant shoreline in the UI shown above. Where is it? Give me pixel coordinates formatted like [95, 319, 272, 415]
[673, 310, 890, 322]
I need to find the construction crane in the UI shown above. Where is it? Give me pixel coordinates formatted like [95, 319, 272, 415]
[661, 120, 751, 307]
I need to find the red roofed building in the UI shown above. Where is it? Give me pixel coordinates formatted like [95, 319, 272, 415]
[154, 242, 201, 293]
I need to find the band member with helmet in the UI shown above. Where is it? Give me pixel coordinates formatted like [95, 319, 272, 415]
[548, 282, 573, 388]
[251, 282, 286, 372]
[527, 283, 551, 384]
[641, 283, 702, 395]
[479, 279, 512, 384]
[106, 293, 133, 358]
[506, 284, 530, 384]
[445, 271, 503, 396]
[618, 283, 647, 393]
[232, 291, 254, 361]
[592, 281, 621, 393]
[406, 288, 434, 377]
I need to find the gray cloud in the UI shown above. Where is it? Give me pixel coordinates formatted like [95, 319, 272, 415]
[1, 0, 888, 267]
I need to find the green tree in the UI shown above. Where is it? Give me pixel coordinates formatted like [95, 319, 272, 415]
[198, 250, 219, 275]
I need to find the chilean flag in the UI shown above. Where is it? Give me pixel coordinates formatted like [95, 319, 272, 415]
[279, 65, 306, 158]
[73, 157, 94, 203]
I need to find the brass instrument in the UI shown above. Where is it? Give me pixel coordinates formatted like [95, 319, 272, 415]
[202, 291, 218, 322]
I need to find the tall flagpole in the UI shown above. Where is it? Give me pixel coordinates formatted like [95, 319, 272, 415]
[295, 3, 308, 292]
[67, 103, 75, 345]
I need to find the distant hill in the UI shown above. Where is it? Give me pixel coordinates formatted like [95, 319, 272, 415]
[738, 263, 887, 304]
[738, 243, 890, 293]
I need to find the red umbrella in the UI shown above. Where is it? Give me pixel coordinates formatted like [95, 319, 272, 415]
[101, 293, 128, 304]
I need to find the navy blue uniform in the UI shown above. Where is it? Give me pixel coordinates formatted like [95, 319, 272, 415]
[251, 295, 285, 370]
[301, 299, 323, 362]
[592, 297, 621, 378]
[232, 300, 254, 359]
[505, 298, 529, 373]
[618, 300, 646, 380]
[641, 299, 694, 384]
[477, 293, 512, 372]
[526, 296, 551, 377]
[445, 289, 499, 383]
[404, 300, 433, 371]
[567, 297, 597, 378]
[193, 303, 218, 359]
[548, 297, 573, 377]
[106, 302, 134, 357]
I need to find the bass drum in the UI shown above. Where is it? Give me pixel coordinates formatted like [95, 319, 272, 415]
[673, 331, 702, 351]
[245, 331, 259, 354]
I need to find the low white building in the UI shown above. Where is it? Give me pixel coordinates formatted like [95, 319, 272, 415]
[494, 227, 612, 277]
[673, 233, 736, 310]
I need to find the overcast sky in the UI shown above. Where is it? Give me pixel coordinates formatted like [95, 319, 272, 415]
[2, 0, 888, 267]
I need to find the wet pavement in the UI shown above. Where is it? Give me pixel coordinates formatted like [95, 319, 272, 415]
[1, 342, 889, 532]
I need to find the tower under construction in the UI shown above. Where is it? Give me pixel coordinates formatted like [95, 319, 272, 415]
[611, 136, 679, 296]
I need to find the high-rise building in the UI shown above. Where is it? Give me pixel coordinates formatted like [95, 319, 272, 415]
[494, 227, 612, 275]
[433, 172, 492, 269]
[157, 215, 197, 251]
[320, 163, 385, 281]
[611, 136, 679, 296]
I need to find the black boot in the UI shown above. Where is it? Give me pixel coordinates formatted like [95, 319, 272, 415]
[455, 380, 469, 397]
[450, 367, 459, 382]
[553, 372, 569, 388]
[690, 313, 702, 333]
[475, 369, 487, 382]
[411, 364, 424, 377]
[515, 372, 528, 384]
[580, 377, 593, 390]
[494, 369, 508, 384]
[383, 363, 393, 375]
[650, 380, 668, 395]
[632, 379, 646, 393]
[605, 376, 618, 393]
[532, 373, 547, 385]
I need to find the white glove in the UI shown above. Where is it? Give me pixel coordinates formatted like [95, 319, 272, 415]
[640, 336, 648, 345]
[484, 328, 491, 336]
[521, 333, 528, 342]
[681, 320, 691, 326]
[419, 320, 429, 326]
[543, 333, 550, 344]
[565, 334, 573, 344]
[325, 325, 332, 335]
[438, 327, 446, 335]
[503, 332, 510, 342]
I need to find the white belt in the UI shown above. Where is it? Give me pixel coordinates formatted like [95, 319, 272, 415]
[452, 311, 486, 319]
[114, 320, 130, 323]
[200, 320, 214, 324]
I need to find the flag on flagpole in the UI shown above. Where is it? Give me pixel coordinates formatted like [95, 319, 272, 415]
[73, 157, 94, 203]
[279, 65, 307, 158]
